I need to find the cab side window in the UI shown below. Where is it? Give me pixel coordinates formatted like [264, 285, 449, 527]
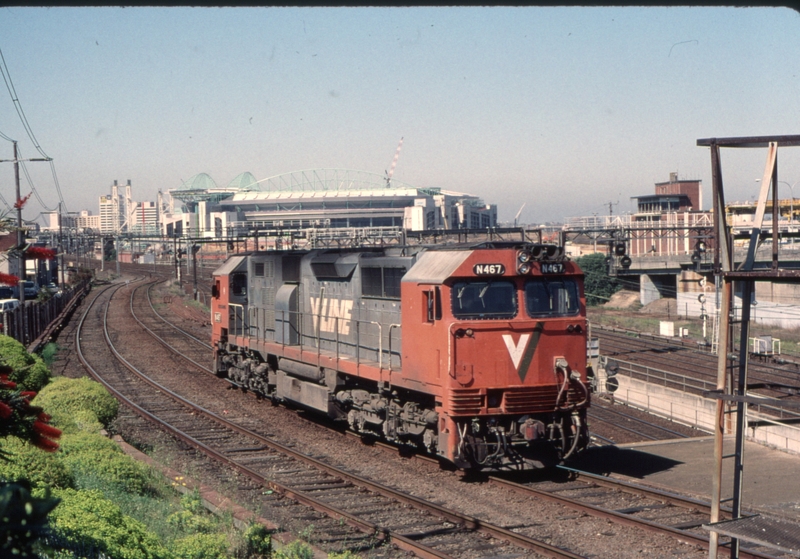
[231, 273, 248, 297]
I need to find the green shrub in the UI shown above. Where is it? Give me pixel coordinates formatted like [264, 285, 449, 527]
[0, 335, 51, 392]
[180, 488, 206, 515]
[39, 343, 59, 366]
[167, 509, 217, 534]
[0, 437, 74, 490]
[0, 481, 60, 558]
[327, 552, 359, 559]
[58, 432, 153, 495]
[274, 540, 314, 559]
[35, 377, 119, 427]
[49, 488, 170, 559]
[172, 532, 230, 559]
[575, 253, 621, 306]
[166, 489, 217, 534]
[47, 408, 104, 435]
[243, 523, 271, 557]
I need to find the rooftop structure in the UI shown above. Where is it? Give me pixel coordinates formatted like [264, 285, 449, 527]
[631, 172, 703, 215]
[167, 169, 497, 237]
[170, 172, 256, 212]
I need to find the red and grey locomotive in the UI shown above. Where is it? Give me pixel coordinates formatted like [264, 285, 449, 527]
[211, 241, 590, 471]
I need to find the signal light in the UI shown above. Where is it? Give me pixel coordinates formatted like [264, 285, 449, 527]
[620, 255, 632, 268]
[614, 242, 626, 256]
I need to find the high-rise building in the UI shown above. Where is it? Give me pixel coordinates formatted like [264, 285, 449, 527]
[99, 179, 146, 233]
[129, 201, 159, 233]
[77, 210, 101, 231]
[99, 192, 122, 233]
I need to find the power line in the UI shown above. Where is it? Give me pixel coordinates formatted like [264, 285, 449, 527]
[0, 190, 12, 211]
[0, 49, 66, 213]
[17, 147, 57, 212]
[0, 49, 49, 160]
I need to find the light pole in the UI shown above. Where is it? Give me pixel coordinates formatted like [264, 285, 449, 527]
[781, 181, 799, 240]
[0, 142, 51, 304]
[755, 178, 799, 241]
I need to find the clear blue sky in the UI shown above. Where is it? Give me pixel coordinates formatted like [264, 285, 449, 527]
[1, 6, 799, 225]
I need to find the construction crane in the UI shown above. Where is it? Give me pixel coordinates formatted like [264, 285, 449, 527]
[385, 137, 404, 187]
[514, 202, 526, 227]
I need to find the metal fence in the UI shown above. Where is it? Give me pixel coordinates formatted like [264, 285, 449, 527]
[605, 355, 800, 429]
[1, 278, 92, 348]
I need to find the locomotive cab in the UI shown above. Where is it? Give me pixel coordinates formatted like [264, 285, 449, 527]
[401, 246, 589, 469]
[211, 256, 249, 374]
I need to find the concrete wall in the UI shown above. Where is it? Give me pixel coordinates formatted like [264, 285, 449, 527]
[640, 273, 676, 306]
[601, 369, 800, 454]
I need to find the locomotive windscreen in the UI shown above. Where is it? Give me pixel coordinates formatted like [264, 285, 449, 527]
[525, 278, 580, 317]
[451, 280, 517, 319]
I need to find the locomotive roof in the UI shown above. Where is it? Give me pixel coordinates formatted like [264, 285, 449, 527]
[213, 255, 247, 276]
[401, 250, 472, 284]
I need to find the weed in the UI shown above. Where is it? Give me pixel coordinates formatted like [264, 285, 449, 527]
[274, 540, 314, 559]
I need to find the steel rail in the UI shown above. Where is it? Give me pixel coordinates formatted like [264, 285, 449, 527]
[77, 279, 587, 559]
[75, 280, 427, 556]
[126, 279, 213, 374]
[588, 404, 691, 440]
[118, 277, 775, 559]
[488, 469, 782, 559]
[144, 280, 212, 350]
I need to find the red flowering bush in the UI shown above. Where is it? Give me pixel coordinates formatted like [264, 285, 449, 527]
[13, 193, 31, 211]
[25, 246, 56, 260]
[0, 272, 18, 287]
[0, 366, 61, 454]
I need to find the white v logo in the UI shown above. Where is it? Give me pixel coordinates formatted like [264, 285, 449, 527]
[502, 334, 530, 369]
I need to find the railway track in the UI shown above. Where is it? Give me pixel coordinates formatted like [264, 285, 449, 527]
[596, 327, 800, 403]
[78, 279, 588, 559]
[73, 277, 795, 558]
[587, 398, 700, 444]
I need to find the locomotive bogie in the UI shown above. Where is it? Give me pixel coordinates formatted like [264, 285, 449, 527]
[211, 242, 591, 471]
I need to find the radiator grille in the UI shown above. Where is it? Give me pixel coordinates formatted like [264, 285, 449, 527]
[504, 387, 558, 413]
[449, 385, 587, 416]
[448, 390, 483, 415]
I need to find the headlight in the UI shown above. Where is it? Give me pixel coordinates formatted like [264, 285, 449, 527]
[518, 262, 531, 274]
[517, 250, 531, 263]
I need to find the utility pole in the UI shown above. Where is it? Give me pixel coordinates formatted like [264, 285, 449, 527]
[192, 243, 198, 300]
[175, 236, 181, 285]
[13, 142, 25, 313]
[0, 142, 49, 342]
[58, 202, 65, 286]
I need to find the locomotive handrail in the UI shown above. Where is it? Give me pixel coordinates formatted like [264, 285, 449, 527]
[388, 323, 401, 373]
[229, 303, 246, 336]
[240, 305, 402, 372]
[369, 321, 382, 369]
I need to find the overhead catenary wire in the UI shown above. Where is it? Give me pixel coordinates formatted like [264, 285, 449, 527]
[0, 49, 67, 213]
[0, 49, 49, 160]
[0, 190, 12, 212]
[17, 147, 57, 212]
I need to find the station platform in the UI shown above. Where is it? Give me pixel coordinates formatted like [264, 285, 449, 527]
[570, 435, 800, 521]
